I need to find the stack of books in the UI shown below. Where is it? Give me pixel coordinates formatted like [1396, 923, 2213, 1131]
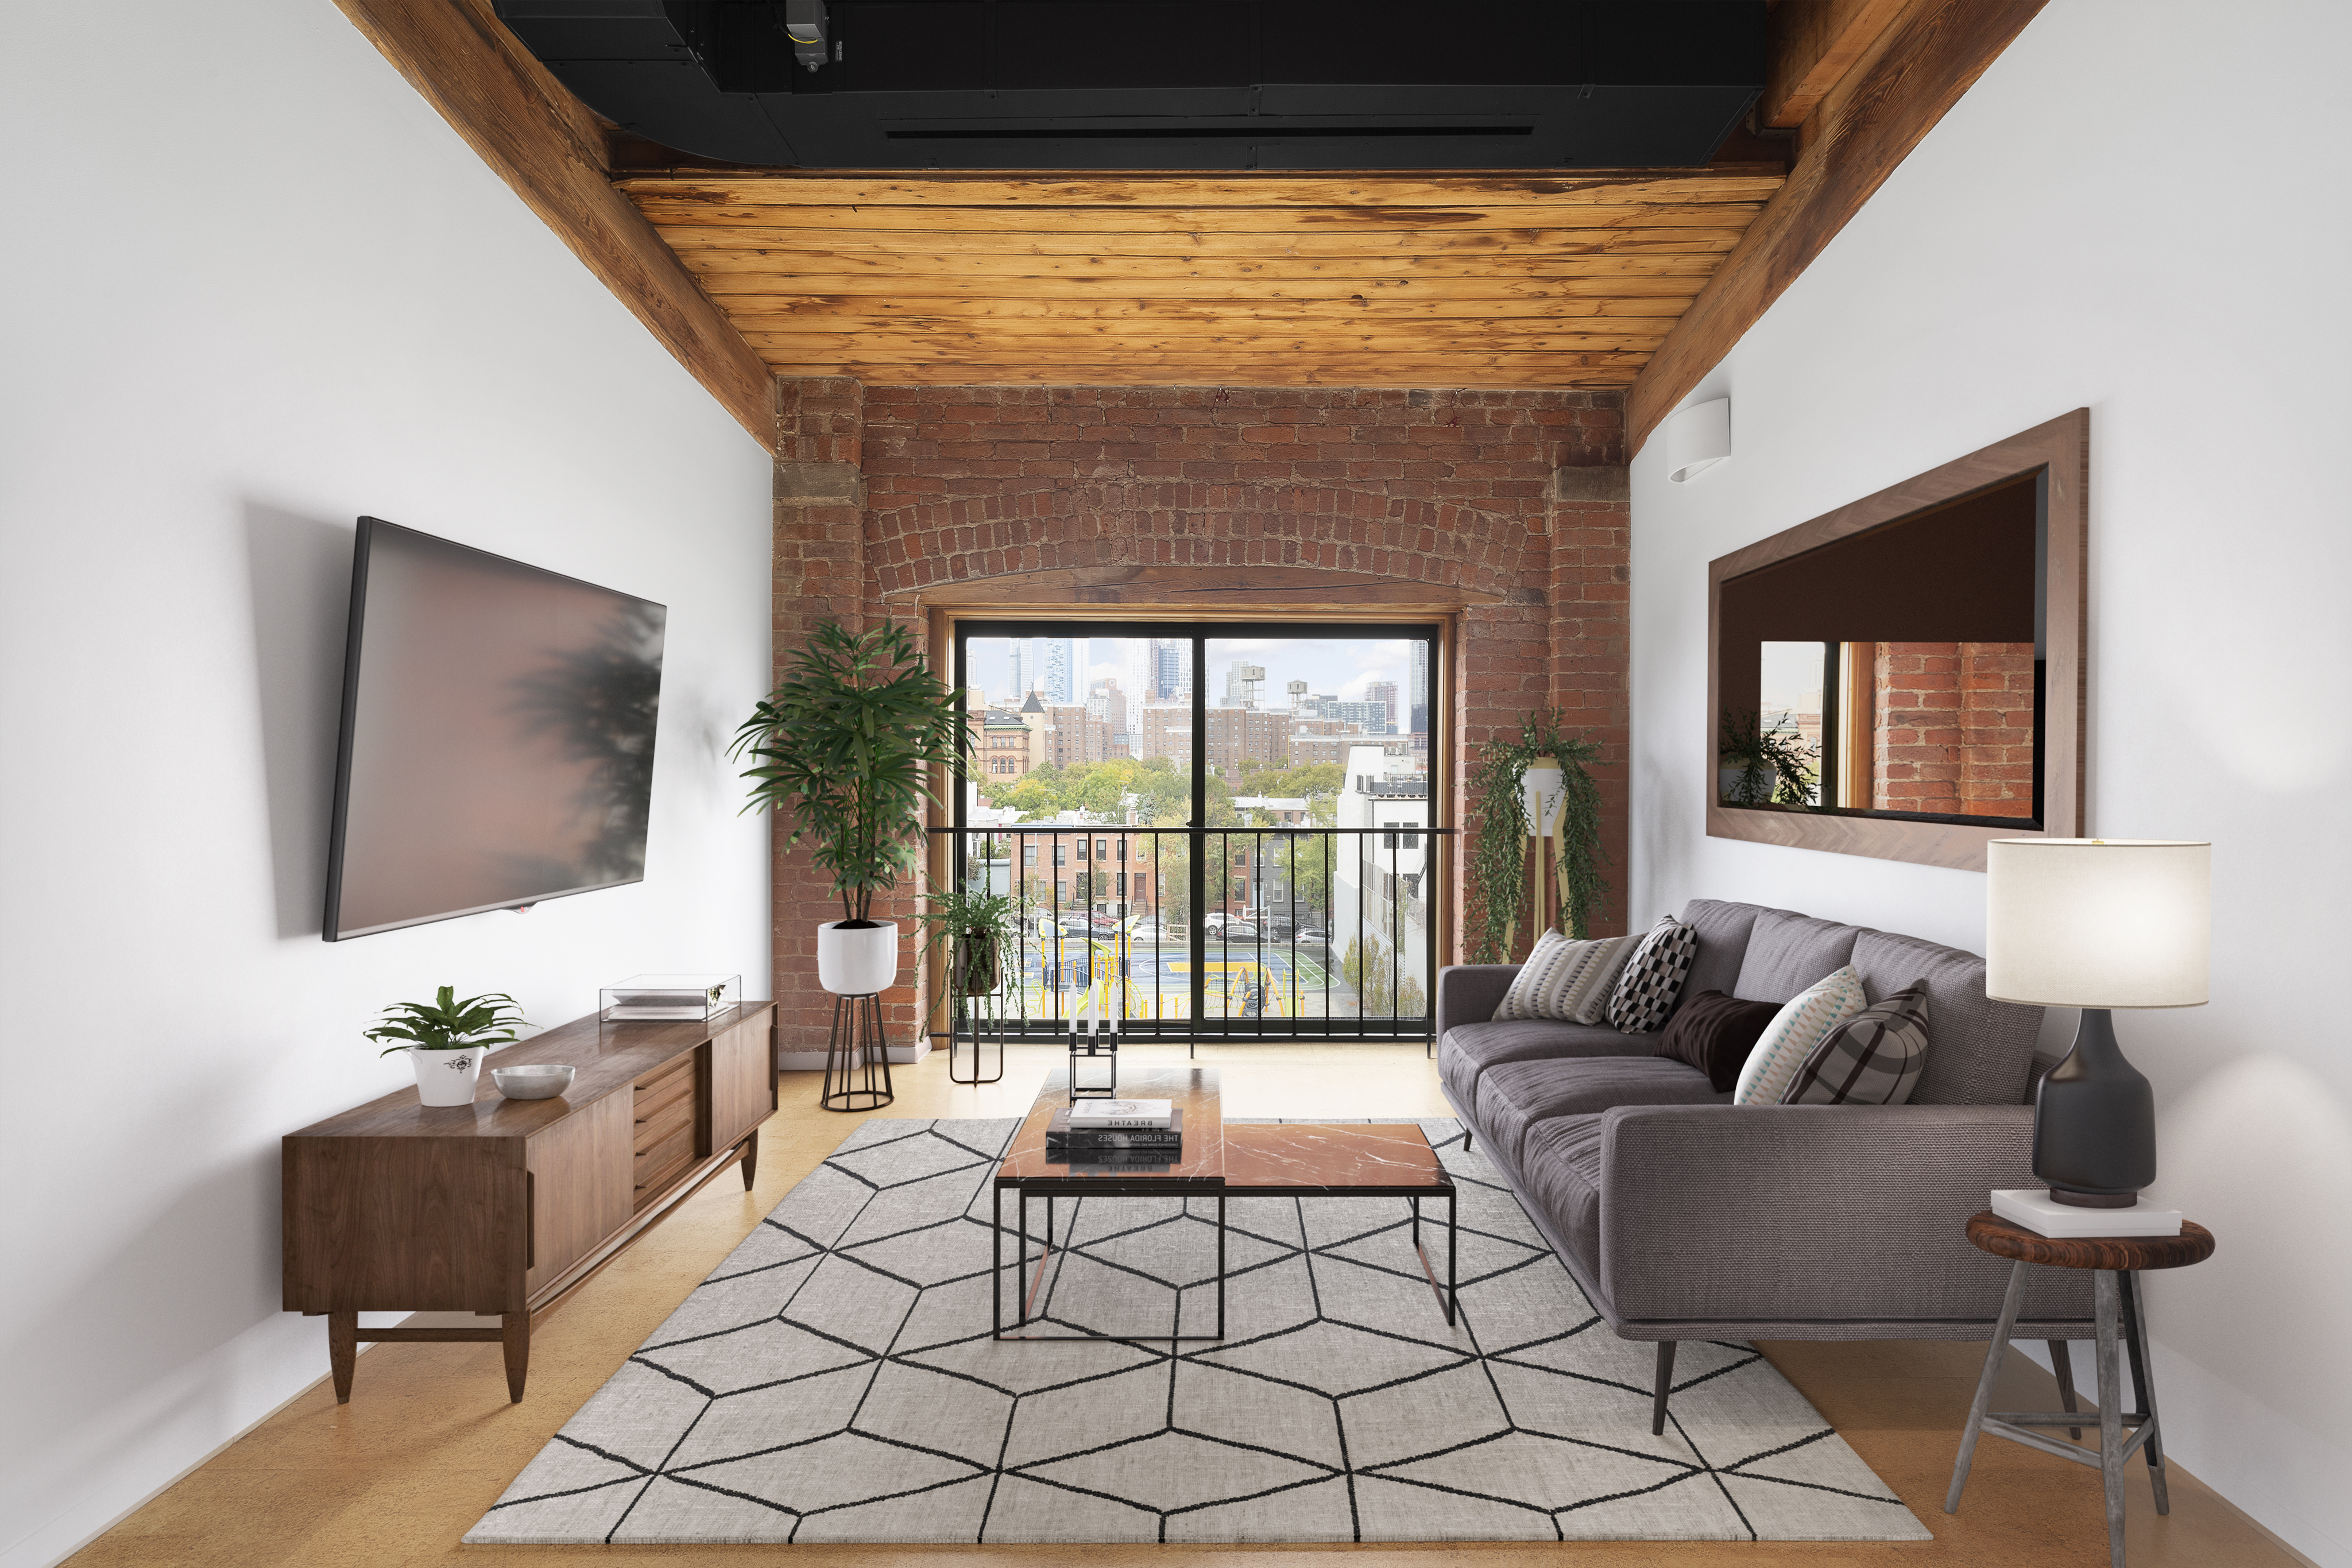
[1046, 1099, 1182, 1165]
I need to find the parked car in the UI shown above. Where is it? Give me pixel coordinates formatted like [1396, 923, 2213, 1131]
[1202, 912, 1229, 931]
[1213, 921, 1260, 940]
[1295, 927, 1330, 948]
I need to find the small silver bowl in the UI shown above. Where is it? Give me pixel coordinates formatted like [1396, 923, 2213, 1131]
[492, 1064, 575, 1101]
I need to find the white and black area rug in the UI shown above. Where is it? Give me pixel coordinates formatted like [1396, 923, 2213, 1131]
[467, 1117, 1929, 1545]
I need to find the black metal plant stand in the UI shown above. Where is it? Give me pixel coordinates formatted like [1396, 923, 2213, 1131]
[820, 992, 893, 1112]
[949, 945, 1005, 1085]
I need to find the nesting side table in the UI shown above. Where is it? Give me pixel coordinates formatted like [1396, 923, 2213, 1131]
[1945, 1210, 2216, 1568]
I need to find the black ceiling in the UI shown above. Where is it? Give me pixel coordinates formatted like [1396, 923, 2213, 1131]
[496, 1, 1767, 170]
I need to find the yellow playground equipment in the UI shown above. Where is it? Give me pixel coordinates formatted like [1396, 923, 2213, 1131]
[1020, 919, 1295, 1021]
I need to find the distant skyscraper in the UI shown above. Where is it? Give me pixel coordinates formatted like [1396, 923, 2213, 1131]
[1410, 642, 1430, 734]
[1365, 680, 1399, 731]
[1147, 637, 1189, 700]
[1007, 640, 1027, 702]
[1042, 637, 1076, 704]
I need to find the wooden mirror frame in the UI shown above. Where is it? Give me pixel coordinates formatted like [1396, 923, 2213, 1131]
[1705, 409, 2086, 873]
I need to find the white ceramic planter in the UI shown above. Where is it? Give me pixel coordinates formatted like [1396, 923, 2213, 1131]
[818, 920, 900, 995]
[408, 1044, 488, 1106]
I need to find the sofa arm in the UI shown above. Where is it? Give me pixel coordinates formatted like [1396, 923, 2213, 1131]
[1436, 965, 1519, 1040]
[1596, 1104, 2090, 1332]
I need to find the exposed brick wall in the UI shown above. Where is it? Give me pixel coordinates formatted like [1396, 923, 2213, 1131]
[767, 381, 1630, 1054]
[1873, 640, 2037, 815]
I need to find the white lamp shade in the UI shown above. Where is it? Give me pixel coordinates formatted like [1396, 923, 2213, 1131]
[1984, 839, 2210, 1008]
[1521, 761, 1565, 837]
[1664, 397, 1731, 483]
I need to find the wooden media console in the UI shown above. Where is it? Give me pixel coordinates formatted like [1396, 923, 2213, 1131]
[282, 1001, 776, 1402]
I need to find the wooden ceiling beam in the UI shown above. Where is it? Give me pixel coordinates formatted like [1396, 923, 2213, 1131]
[614, 172, 1788, 209]
[331, 0, 777, 452]
[1762, 0, 1912, 129]
[1627, 0, 2047, 453]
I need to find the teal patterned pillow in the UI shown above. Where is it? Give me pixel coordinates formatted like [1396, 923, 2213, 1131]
[1731, 965, 1868, 1105]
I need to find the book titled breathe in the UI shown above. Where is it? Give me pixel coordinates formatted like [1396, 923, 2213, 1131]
[1047, 1108, 1184, 1150]
[1066, 1098, 1175, 1130]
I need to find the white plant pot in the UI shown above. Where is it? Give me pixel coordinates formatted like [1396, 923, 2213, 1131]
[818, 920, 900, 996]
[408, 1044, 488, 1107]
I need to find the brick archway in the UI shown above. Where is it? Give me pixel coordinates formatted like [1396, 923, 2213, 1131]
[769, 379, 1630, 1058]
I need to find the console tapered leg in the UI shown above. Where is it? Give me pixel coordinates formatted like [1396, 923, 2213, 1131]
[328, 1311, 357, 1404]
[741, 1128, 760, 1191]
[502, 1311, 531, 1403]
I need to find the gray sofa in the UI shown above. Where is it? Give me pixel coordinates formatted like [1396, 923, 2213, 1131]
[1437, 899, 2095, 1430]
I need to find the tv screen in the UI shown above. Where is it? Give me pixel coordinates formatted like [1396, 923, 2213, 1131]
[323, 517, 667, 941]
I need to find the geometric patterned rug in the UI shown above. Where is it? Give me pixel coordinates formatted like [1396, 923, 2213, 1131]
[466, 1117, 1930, 1544]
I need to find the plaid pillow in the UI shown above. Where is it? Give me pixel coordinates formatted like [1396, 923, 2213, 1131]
[1782, 981, 1931, 1105]
[1495, 929, 1641, 1024]
[1607, 916, 1697, 1033]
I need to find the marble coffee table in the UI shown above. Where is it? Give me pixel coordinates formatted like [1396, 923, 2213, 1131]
[992, 1067, 1455, 1339]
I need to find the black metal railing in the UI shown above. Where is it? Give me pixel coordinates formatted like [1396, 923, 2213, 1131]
[928, 824, 1449, 1044]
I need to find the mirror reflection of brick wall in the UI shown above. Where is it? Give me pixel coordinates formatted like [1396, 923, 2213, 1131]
[1873, 641, 2037, 815]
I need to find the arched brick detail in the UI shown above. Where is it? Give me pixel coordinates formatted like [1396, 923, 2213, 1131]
[769, 381, 1628, 1056]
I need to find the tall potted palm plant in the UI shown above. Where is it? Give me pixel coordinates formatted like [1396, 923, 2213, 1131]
[731, 621, 966, 996]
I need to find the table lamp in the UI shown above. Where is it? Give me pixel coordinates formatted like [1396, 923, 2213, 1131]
[1985, 838, 2210, 1207]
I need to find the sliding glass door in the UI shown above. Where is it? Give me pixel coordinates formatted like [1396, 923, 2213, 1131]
[947, 621, 1442, 1043]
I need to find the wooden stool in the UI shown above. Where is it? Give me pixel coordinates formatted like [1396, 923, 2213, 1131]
[1946, 1211, 2215, 1568]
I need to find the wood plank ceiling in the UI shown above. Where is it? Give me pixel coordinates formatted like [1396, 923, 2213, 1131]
[617, 171, 1785, 388]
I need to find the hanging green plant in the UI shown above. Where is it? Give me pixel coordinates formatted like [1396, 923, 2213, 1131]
[911, 869, 1019, 1033]
[1467, 710, 1610, 960]
[1717, 709, 1821, 807]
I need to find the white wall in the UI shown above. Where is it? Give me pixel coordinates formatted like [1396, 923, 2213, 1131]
[0, 5, 773, 1565]
[1628, 2, 2351, 1559]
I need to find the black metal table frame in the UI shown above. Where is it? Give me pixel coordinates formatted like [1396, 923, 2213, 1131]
[989, 1169, 1457, 1341]
[992, 1179, 1227, 1342]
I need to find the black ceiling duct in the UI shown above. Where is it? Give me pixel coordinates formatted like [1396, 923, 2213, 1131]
[493, 1, 1766, 171]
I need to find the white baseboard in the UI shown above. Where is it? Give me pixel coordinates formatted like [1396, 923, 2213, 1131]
[776, 1037, 930, 1073]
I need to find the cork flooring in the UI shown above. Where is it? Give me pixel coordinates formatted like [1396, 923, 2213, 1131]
[68, 1043, 2305, 1568]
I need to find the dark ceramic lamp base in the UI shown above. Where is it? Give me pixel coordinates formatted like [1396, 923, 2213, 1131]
[2032, 1007, 2157, 1207]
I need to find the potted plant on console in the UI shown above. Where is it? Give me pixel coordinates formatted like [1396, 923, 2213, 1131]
[366, 986, 531, 1107]
[730, 621, 965, 1107]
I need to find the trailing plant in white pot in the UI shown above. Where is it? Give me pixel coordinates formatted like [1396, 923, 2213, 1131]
[365, 986, 531, 1107]
[730, 621, 965, 998]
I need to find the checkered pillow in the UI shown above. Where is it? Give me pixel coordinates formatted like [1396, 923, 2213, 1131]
[1732, 965, 1867, 1105]
[1494, 929, 1641, 1024]
[1782, 981, 1931, 1105]
[1607, 916, 1697, 1033]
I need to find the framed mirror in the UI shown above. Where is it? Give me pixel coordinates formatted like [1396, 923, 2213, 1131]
[1705, 410, 2086, 872]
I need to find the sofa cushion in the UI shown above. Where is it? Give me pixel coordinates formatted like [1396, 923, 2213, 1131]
[1475, 1056, 1725, 1171]
[1677, 899, 1770, 1004]
[1850, 929, 2041, 1106]
[1732, 909, 1864, 1003]
[1439, 1019, 1656, 1111]
[1517, 1113, 1607, 1277]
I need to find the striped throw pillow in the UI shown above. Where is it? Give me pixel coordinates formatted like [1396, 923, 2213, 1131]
[1731, 965, 1867, 1105]
[1607, 915, 1698, 1033]
[1782, 981, 1931, 1105]
[1494, 929, 1642, 1024]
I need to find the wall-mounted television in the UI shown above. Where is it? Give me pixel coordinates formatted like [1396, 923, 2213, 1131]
[323, 517, 667, 941]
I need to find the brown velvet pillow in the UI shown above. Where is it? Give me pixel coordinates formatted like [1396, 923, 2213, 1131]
[1655, 989, 1781, 1093]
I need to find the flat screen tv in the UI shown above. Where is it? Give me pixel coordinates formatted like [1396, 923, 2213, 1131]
[323, 517, 667, 941]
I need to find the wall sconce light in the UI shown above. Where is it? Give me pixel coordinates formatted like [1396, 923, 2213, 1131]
[1664, 397, 1731, 483]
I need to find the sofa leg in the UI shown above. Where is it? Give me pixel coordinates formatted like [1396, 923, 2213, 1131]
[1652, 1341, 1678, 1436]
[1461, 1129, 1473, 1155]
